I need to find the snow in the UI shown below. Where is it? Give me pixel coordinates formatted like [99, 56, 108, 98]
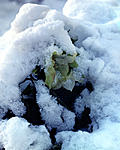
[0, 4, 76, 117]
[0, 0, 66, 36]
[56, 120, 120, 150]
[64, 0, 120, 127]
[0, 0, 20, 35]
[63, 0, 117, 23]
[0, 0, 120, 149]
[11, 3, 50, 33]
[0, 117, 52, 150]
[36, 80, 75, 131]
[41, 0, 66, 11]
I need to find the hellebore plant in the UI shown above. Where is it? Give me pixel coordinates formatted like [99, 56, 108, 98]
[45, 51, 78, 91]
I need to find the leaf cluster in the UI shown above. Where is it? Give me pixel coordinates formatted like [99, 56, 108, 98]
[45, 52, 78, 91]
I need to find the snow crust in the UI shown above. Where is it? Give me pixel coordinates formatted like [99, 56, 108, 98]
[0, 117, 52, 150]
[0, 0, 120, 149]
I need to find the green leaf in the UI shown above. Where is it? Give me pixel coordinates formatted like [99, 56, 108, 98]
[66, 55, 75, 63]
[45, 65, 56, 89]
[56, 64, 69, 77]
[69, 60, 78, 68]
[54, 56, 66, 65]
[45, 51, 79, 91]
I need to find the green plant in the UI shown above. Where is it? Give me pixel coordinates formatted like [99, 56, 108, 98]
[45, 51, 78, 91]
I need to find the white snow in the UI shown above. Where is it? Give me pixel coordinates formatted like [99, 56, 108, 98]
[0, 0, 66, 36]
[11, 3, 50, 33]
[0, 0, 20, 35]
[63, 0, 120, 126]
[63, 0, 117, 23]
[56, 120, 120, 150]
[0, 0, 120, 149]
[0, 117, 52, 150]
[41, 0, 66, 11]
[36, 80, 75, 131]
[0, 4, 76, 117]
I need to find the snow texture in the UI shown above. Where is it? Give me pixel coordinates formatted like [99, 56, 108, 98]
[0, 0, 120, 149]
[0, 117, 52, 150]
[0, 3, 76, 117]
[0, 0, 66, 35]
[41, 0, 66, 11]
[36, 80, 75, 131]
[63, 0, 120, 127]
[0, 0, 20, 35]
[56, 120, 120, 150]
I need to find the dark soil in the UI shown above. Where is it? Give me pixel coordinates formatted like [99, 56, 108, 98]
[48, 128, 57, 144]
[50, 82, 85, 111]
[74, 107, 93, 132]
[19, 78, 44, 125]
[50, 81, 93, 133]
[2, 110, 15, 120]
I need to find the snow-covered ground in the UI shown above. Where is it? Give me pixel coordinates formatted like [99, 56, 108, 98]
[0, 0, 120, 150]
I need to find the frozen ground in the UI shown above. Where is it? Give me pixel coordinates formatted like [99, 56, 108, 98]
[0, 0, 120, 150]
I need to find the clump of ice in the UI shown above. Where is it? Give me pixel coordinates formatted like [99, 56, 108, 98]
[0, 117, 52, 150]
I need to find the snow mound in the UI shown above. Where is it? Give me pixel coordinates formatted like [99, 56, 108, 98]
[56, 120, 120, 150]
[0, 4, 76, 118]
[0, 117, 52, 150]
[0, 0, 20, 35]
[11, 3, 50, 33]
[63, 0, 117, 23]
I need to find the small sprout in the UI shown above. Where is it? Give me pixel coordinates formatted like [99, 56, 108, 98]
[45, 51, 79, 91]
